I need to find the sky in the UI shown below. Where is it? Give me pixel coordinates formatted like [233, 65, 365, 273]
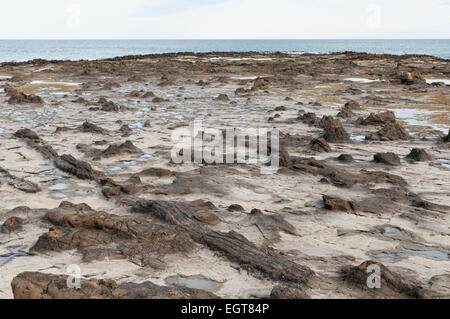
[0, 0, 449, 39]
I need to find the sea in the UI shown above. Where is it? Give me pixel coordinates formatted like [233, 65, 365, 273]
[0, 39, 449, 62]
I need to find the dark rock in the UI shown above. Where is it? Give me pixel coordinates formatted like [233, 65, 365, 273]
[406, 149, 433, 162]
[131, 200, 314, 285]
[374, 152, 401, 166]
[322, 118, 351, 143]
[8, 92, 43, 104]
[397, 71, 426, 85]
[55, 155, 102, 180]
[360, 111, 396, 125]
[337, 154, 354, 163]
[1, 216, 25, 234]
[344, 100, 361, 110]
[444, 130, 450, 143]
[11, 272, 218, 299]
[31, 202, 194, 263]
[341, 261, 429, 298]
[101, 141, 143, 158]
[227, 204, 245, 212]
[366, 123, 411, 141]
[323, 195, 358, 212]
[79, 121, 109, 135]
[271, 285, 310, 299]
[0, 167, 41, 193]
[310, 138, 331, 153]
[215, 94, 229, 102]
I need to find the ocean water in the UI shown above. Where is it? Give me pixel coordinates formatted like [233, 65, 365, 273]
[0, 39, 449, 62]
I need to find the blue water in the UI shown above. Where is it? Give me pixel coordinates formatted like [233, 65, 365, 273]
[0, 39, 449, 62]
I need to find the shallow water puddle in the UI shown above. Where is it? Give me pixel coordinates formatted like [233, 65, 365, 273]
[374, 249, 449, 263]
[104, 166, 122, 172]
[140, 153, 155, 159]
[351, 134, 366, 142]
[0, 247, 29, 267]
[390, 108, 448, 133]
[165, 275, 223, 293]
[344, 78, 382, 83]
[48, 183, 69, 191]
[231, 76, 259, 80]
[426, 79, 450, 85]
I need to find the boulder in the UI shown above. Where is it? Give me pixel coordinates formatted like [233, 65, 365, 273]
[11, 272, 218, 299]
[366, 123, 411, 141]
[406, 149, 433, 162]
[374, 152, 401, 166]
[310, 138, 332, 153]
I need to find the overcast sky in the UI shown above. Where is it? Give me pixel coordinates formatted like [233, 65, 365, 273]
[0, 0, 449, 39]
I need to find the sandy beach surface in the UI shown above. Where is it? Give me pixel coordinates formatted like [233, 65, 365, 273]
[0, 52, 449, 299]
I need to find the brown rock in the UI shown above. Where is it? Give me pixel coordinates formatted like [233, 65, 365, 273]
[360, 111, 396, 125]
[310, 138, 332, 152]
[323, 195, 358, 212]
[8, 92, 43, 104]
[11, 272, 218, 299]
[1, 216, 25, 234]
[271, 285, 310, 299]
[341, 261, 429, 298]
[406, 149, 433, 162]
[374, 152, 401, 166]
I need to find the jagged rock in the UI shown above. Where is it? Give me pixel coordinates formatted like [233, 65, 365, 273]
[366, 122, 411, 141]
[142, 91, 155, 98]
[290, 157, 407, 188]
[360, 111, 396, 125]
[11, 272, 218, 299]
[14, 128, 58, 160]
[1, 216, 25, 234]
[79, 121, 109, 135]
[337, 154, 354, 163]
[323, 195, 358, 212]
[270, 285, 310, 299]
[322, 120, 351, 143]
[310, 138, 331, 153]
[444, 130, 450, 143]
[131, 200, 315, 285]
[341, 261, 429, 298]
[249, 211, 297, 243]
[337, 106, 355, 118]
[8, 92, 43, 104]
[344, 100, 361, 110]
[101, 141, 143, 158]
[139, 168, 173, 178]
[371, 187, 450, 214]
[274, 106, 287, 112]
[119, 124, 132, 137]
[215, 94, 229, 102]
[152, 97, 168, 103]
[397, 71, 426, 85]
[406, 149, 433, 162]
[253, 77, 270, 90]
[0, 167, 41, 193]
[298, 112, 319, 126]
[374, 152, 401, 166]
[100, 176, 150, 199]
[55, 155, 102, 180]
[227, 204, 245, 212]
[31, 202, 194, 263]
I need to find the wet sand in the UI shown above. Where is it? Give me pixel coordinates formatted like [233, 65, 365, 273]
[0, 52, 449, 299]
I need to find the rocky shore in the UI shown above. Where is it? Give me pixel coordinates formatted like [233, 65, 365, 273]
[0, 51, 449, 299]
